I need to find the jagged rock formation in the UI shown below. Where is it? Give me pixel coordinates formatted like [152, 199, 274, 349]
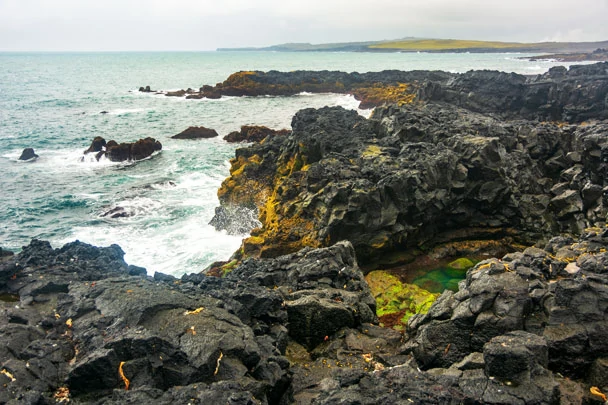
[1, 229, 606, 404]
[162, 62, 608, 121]
[0, 239, 376, 404]
[212, 102, 607, 262]
[313, 228, 608, 405]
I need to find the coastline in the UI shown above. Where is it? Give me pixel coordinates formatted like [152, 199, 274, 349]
[1, 61, 608, 403]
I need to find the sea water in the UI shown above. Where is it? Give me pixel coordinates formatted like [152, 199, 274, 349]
[0, 51, 588, 276]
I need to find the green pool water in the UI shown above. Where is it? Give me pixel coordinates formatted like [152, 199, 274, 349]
[411, 258, 476, 293]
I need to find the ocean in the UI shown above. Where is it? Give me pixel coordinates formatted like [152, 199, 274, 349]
[0, 51, 588, 276]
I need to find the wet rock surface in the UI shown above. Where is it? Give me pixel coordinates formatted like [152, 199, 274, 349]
[18, 148, 39, 161]
[83, 136, 162, 162]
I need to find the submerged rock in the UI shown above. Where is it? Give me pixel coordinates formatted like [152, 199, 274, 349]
[18, 148, 38, 161]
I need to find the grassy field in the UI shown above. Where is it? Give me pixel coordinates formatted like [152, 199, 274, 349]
[219, 38, 608, 54]
[369, 39, 533, 51]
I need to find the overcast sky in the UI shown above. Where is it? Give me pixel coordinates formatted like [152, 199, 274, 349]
[1, 0, 607, 51]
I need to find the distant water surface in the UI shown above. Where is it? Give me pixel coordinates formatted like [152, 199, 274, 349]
[0, 51, 587, 276]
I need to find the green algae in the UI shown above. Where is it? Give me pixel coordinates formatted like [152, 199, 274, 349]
[365, 270, 439, 330]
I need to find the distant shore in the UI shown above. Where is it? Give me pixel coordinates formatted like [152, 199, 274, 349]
[521, 48, 608, 62]
[218, 37, 608, 55]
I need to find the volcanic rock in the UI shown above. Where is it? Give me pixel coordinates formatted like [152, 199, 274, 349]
[162, 62, 608, 119]
[18, 148, 39, 161]
[83, 136, 162, 162]
[223, 125, 291, 143]
[212, 103, 608, 263]
[171, 126, 219, 139]
[84, 136, 106, 154]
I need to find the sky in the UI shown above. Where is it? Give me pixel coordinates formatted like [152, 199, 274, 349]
[1, 0, 607, 51]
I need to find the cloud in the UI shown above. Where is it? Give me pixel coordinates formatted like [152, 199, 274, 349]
[0, 0, 606, 50]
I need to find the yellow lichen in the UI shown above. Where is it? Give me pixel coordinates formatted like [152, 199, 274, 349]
[362, 145, 383, 158]
[1, 369, 16, 382]
[184, 307, 205, 315]
[351, 82, 416, 108]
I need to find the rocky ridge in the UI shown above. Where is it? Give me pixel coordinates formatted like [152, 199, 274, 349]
[157, 62, 608, 122]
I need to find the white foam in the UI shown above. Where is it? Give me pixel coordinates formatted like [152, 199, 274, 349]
[108, 108, 147, 115]
[65, 215, 243, 277]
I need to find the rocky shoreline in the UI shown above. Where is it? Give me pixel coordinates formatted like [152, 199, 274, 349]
[2, 62, 608, 404]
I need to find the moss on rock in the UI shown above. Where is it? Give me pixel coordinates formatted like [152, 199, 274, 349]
[365, 270, 439, 330]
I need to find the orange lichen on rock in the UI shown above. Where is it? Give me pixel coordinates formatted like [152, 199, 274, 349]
[118, 361, 130, 390]
[351, 83, 416, 109]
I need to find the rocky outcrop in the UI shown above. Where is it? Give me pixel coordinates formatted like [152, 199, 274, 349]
[83, 136, 162, 162]
[167, 69, 449, 109]
[171, 126, 218, 139]
[0, 237, 382, 404]
[1, 231, 606, 403]
[212, 103, 608, 263]
[161, 62, 608, 121]
[417, 62, 608, 122]
[18, 148, 38, 161]
[223, 125, 291, 143]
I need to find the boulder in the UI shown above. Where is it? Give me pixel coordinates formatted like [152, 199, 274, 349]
[131, 137, 162, 161]
[18, 148, 38, 161]
[84, 136, 106, 154]
[171, 126, 219, 140]
[105, 142, 131, 162]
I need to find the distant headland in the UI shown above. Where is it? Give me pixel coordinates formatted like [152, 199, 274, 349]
[217, 37, 608, 56]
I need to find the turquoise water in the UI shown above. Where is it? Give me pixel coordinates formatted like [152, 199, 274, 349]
[0, 51, 586, 276]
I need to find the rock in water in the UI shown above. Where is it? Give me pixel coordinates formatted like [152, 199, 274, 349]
[83, 136, 106, 154]
[18, 148, 38, 161]
[130, 137, 162, 161]
[171, 126, 219, 139]
[85, 136, 162, 162]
